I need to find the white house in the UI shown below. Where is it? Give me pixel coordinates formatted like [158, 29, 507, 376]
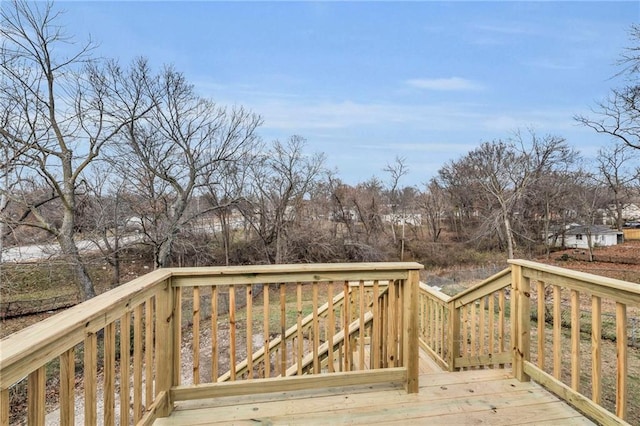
[559, 225, 624, 249]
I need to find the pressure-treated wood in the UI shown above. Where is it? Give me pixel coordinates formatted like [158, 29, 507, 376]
[27, 366, 45, 426]
[120, 312, 131, 426]
[60, 347, 75, 426]
[571, 289, 580, 391]
[159, 369, 592, 426]
[104, 322, 116, 426]
[552, 285, 562, 380]
[0, 389, 8, 426]
[537, 281, 545, 370]
[84, 332, 97, 426]
[616, 303, 628, 420]
[192, 286, 200, 384]
[591, 295, 602, 405]
[134, 304, 144, 422]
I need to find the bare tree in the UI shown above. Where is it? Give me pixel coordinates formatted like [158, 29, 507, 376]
[115, 62, 262, 268]
[595, 142, 639, 230]
[575, 24, 640, 150]
[419, 179, 447, 243]
[438, 132, 573, 259]
[242, 136, 325, 264]
[0, 1, 147, 299]
[383, 156, 409, 249]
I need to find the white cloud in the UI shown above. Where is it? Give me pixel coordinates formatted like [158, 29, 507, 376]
[405, 77, 484, 91]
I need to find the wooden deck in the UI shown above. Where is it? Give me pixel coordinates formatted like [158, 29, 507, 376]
[155, 368, 594, 425]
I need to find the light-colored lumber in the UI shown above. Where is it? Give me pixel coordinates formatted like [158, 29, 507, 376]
[553, 285, 562, 379]
[171, 368, 407, 401]
[0, 269, 169, 388]
[510, 259, 640, 305]
[133, 304, 143, 422]
[120, 312, 131, 426]
[144, 297, 154, 406]
[591, 295, 601, 405]
[211, 286, 219, 380]
[523, 361, 626, 426]
[192, 286, 200, 384]
[261, 283, 269, 378]
[537, 280, 546, 370]
[229, 284, 236, 381]
[60, 347, 75, 426]
[27, 366, 45, 426]
[571, 289, 580, 391]
[616, 302, 628, 420]
[84, 332, 97, 425]
[104, 322, 115, 426]
[0, 388, 8, 426]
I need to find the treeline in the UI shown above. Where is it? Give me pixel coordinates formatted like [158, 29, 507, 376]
[1, 1, 639, 300]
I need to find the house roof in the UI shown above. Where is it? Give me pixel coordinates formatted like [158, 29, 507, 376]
[565, 225, 622, 236]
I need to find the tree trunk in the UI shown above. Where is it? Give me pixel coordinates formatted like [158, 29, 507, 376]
[57, 231, 96, 300]
[503, 212, 515, 259]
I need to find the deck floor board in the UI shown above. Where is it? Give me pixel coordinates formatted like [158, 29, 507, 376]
[156, 369, 594, 425]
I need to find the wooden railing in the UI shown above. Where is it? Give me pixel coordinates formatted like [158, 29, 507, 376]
[509, 259, 638, 426]
[419, 268, 512, 371]
[0, 262, 422, 425]
[419, 260, 639, 426]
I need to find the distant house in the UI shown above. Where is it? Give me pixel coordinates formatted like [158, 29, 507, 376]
[600, 203, 640, 226]
[557, 225, 624, 249]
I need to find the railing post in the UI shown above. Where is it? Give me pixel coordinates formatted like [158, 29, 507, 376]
[511, 264, 530, 382]
[155, 278, 175, 417]
[447, 301, 460, 372]
[403, 270, 420, 393]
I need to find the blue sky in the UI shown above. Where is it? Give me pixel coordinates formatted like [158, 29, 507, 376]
[60, 1, 639, 186]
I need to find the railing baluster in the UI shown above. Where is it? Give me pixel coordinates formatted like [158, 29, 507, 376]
[1, 388, 8, 426]
[27, 366, 45, 426]
[229, 284, 237, 381]
[591, 295, 602, 405]
[327, 281, 335, 373]
[358, 280, 365, 370]
[553, 285, 562, 380]
[193, 286, 200, 384]
[616, 302, 628, 420]
[211, 286, 219, 381]
[488, 293, 495, 363]
[246, 284, 253, 380]
[60, 347, 75, 426]
[296, 282, 303, 375]
[144, 297, 154, 407]
[84, 332, 97, 425]
[570, 289, 580, 391]
[279, 282, 286, 375]
[120, 312, 131, 426]
[461, 305, 468, 360]
[313, 281, 320, 373]
[537, 281, 545, 370]
[263, 283, 270, 378]
[470, 301, 477, 360]
[372, 280, 379, 370]
[343, 280, 351, 371]
[478, 297, 485, 359]
[133, 304, 143, 422]
[172, 286, 182, 386]
[498, 289, 505, 356]
[104, 322, 116, 426]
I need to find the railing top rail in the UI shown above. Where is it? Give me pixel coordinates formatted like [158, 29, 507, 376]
[419, 282, 451, 303]
[168, 262, 424, 276]
[169, 262, 423, 286]
[0, 269, 171, 388]
[448, 267, 511, 306]
[509, 259, 640, 305]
